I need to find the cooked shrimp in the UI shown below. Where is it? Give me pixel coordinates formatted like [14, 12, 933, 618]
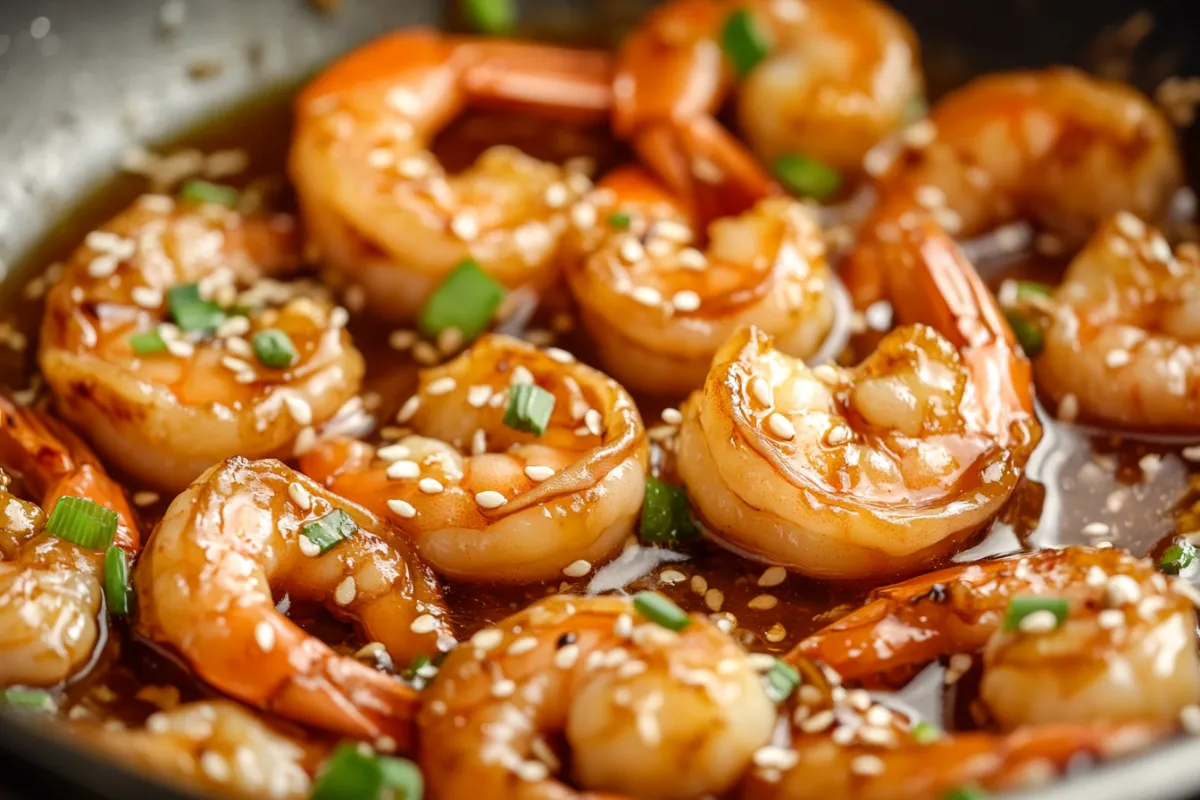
[38, 195, 365, 494]
[80, 701, 315, 799]
[133, 457, 452, 744]
[676, 219, 1039, 579]
[614, 0, 923, 218]
[563, 166, 836, 396]
[795, 546, 1200, 729]
[846, 68, 1181, 306]
[1033, 213, 1200, 429]
[290, 28, 614, 322]
[418, 594, 777, 800]
[300, 335, 648, 583]
[0, 396, 139, 687]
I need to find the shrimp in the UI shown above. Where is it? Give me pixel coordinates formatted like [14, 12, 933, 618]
[0, 395, 139, 687]
[38, 194, 365, 494]
[300, 335, 648, 583]
[614, 0, 923, 218]
[794, 546, 1200, 729]
[676, 218, 1039, 579]
[418, 594, 777, 800]
[1031, 213, 1200, 429]
[846, 67, 1182, 306]
[290, 28, 615, 322]
[133, 457, 452, 744]
[563, 166, 836, 396]
[79, 701, 315, 799]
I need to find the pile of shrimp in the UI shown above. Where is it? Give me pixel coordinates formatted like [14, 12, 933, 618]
[3, 1, 1200, 799]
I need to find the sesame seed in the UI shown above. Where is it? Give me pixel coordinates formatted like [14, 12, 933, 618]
[1115, 212, 1145, 239]
[748, 594, 778, 610]
[283, 395, 313, 426]
[525, 465, 555, 482]
[661, 407, 683, 425]
[450, 213, 480, 241]
[508, 636, 538, 656]
[419, 477, 444, 494]
[490, 678, 516, 698]
[200, 751, 231, 783]
[691, 575, 708, 594]
[425, 376, 457, 396]
[330, 307, 350, 328]
[131, 286, 163, 308]
[799, 709, 835, 733]
[1017, 609, 1059, 634]
[1082, 521, 1111, 537]
[475, 490, 507, 509]
[704, 588, 725, 612]
[659, 569, 686, 584]
[571, 202, 597, 229]
[750, 377, 773, 407]
[470, 628, 504, 652]
[767, 413, 795, 440]
[758, 566, 787, 587]
[1057, 393, 1079, 422]
[397, 396, 421, 422]
[287, 482, 312, 511]
[397, 157, 429, 179]
[1105, 575, 1142, 607]
[88, 254, 120, 278]
[386, 460, 421, 480]
[1184, 446, 1200, 462]
[850, 755, 885, 776]
[410, 614, 438, 634]
[510, 365, 535, 386]
[753, 745, 799, 770]
[388, 329, 417, 351]
[630, 286, 662, 306]
[298, 535, 321, 557]
[225, 336, 252, 358]
[585, 409, 603, 436]
[865, 705, 893, 727]
[334, 576, 357, 606]
[165, 338, 194, 358]
[543, 182, 570, 208]
[466, 385, 493, 407]
[563, 559, 592, 578]
[376, 444, 411, 462]
[515, 760, 549, 782]
[1105, 349, 1132, 368]
[293, 426, 317, 456]
[677, 247, 708, 270]
[387, 499, 417, 519]
[386, 87, 420, 115]
[671, 290, 701, 312]
[471, 428, 487, 456]
[620, 239, 647, 264]
[254, 621, 275, 652]
[554, 643, 580, 669]
[1098, 608, 1125, 629]
[133, 491, 159, 507]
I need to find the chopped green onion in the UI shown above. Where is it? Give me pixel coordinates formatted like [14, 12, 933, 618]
[129, 330, 167, 355]
[301, 509, 358, 555]
[167, 283, 226, 335]
[904, 94, 929, 124]
[180, 180, 240, 208]
[2, 689, 56, 712]
[418, 259, 506, 341]
[911, 721, 942, 743]
[1001, 596, 1068, 632]
[1015, 281, 1053, 302]
[941, 787, 987, 800]
[252, 329, 297, 369]
[401, 654, 431, 682]
[311, 743, 422, 800]
[721, 8, 769, 77]
[462, 0, 515, 35]
[504, 384, 556, 436]
[639, 477, 698, 546]
[1003, 309, 1043, 358]
[763, 658, 800, 703]
[772, 154, 842, 201]
[1160, 540, 1197, 574]
[379, 756, 424, 799]
[104, 546, 131, 617]
[608, 211, 632, 230]
[45, 496, 119, 550]
[633, 591, 691, 632]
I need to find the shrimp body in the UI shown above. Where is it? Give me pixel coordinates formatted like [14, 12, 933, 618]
[677, 221, 1039, 579]
[133, 457, 452, 744]
[847, 68, 1181, 306]
[565, 166, 835, 396]
[418, 595, 777, 800]
[290, 29, 614, 321]
[1035, 214, 1200, 429]
[38, 196, 365, 494]
[0, 397, 139, 687]
[301, 335, 648, 583]
[614, 0, 922, 217]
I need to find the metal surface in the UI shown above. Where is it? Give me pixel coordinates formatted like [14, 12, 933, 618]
[0, 0, 1198, 797]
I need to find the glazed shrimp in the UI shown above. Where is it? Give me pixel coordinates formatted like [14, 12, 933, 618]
[847, 68, 1181, 306]
[795, 546, 1200, 729]
[614, 0, 923, 218]
[418, 594, 777, 800]
[290, 29, 614, 322]
[0, 396, 139, 687]
[300, 335, 648, 583]
[563, 166, 836, 396]
[38, 195, 365, 494]
[1032, 213, 1200, 429]
[676, 219, 1039, 579]
[134, 457, 452, 744]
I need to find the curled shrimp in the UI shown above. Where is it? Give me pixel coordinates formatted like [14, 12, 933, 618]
[290, 28, 614, 322]
[676, 219, 1039, 579]
[300, 335, 648, 583]
[614, 0, 923, 218]
[847, 67, 1181, 306]
[1031, 213, 1200, 429]
[563, 166, 836, 396]
[0, 396, 139, 687]
[38, 194, 365, 494]
[795, 546, 1200, 729]
[133, 457, 453, 744]
[418, 594, 777, 800]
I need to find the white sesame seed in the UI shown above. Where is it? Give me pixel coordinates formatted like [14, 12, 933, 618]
[254, 621, 275, 652]
[1105, 349, 1132, 368]
[475, 490, 507, 509]
[585, 409, 603, 436]
[1086, 566, 1109, 587]
[659, 569, 686, 584]
[87, 254, 120, 278]
[387, 460, 421, 480]
[397, 396, 421, 423]
[200, 751, 231, 783]
[799, 709, 835, 733]
[704, 588, 724, 612]
[671, 290, 701, 312]
[410, 614, 438, 634]
[748, 594, 778, 610]
[620, 238, 646, 264]
[225, 336, 252, 358]
[563, 559, 592, 578]
[330, 307, 350, 328]
[1105, 575, 1142, 608]
[387, 498, 417, 519]
[630, 286, 662, 306]
[425, 376, 457, 396]
[334, 576, 357, 606]
[298, 534, 321, 557]
[545, 347, 574, 364]
[491, 679, 516, 698]
[525, 465, 555, 482]
[215, 315, 250, 338]
[419, 477, 444, 494]
[544, 183, 570, 208]
[660, 407, 683, 426]
[753, 745, 799, 770]
[677, 247, 708, 270]
[510, 365, 535, 386]
[1017, 609, 1059, 634]
[466, 385, 493, 407]
[450, 213, 479, 241]
[287, 482, 312, 511]
[750, 377, 773, 407]
[282, 395, 312, 426]
[554, 643, 580, 669]
[515, 760, 549, 782]
[1082, 521, 1111, 537]
[165, 338, 194, 358]
[1098, 608, 1125, 629]
[132, 491, 159, 507]
[757, 566, 787, 587]
[767, 413, 795, 440]
[571, 202, 597, 229]
[1115, 211, 1145, 239]
[388, 329, 417, 351]
[131, 286, 163, 308]
[376, 444, 411, 462]
[470, 628, 504, 652]
[850, 754, 885, 777]
[1184, 446, 1200, 462]
[1057, 393, 1079, 423]
[508, 636, 538, 656]
[397, 157, 429, 179]
[438, 328, 464, 356]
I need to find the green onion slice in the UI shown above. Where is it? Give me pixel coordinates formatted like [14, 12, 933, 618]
[252, 329, 297, 369]
[940, 786, 987, 800]
[721, 8, 769, 77]
[462, 0, 515, 35]
[1001, 596, 1068, 632]
[167, 283, 226, 335]
[1160, 540, 1197, 575]
[633, 591, 691, 632]
[504, 384, 556, 436]
[418, 259, 506, 341]
[1003, 309, 1044, 358]
[764, 658, 800, 703]
[311, 743, 424, 800]
[301, 509, 358, 555]
[104, 546, 131, 617]
[639, 476, 698, 546]
[1014, 281, 1053, 302]
[911, 720, 942, 743]
[608, 211, 632, 230]
[772, 154, 842, 201]
[129, 330, 167, 355]
[2, 689, 57, 712]
[380, 756, 424, 799]
[180, 180, 240, 208]
[45, 496, 119, 550]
